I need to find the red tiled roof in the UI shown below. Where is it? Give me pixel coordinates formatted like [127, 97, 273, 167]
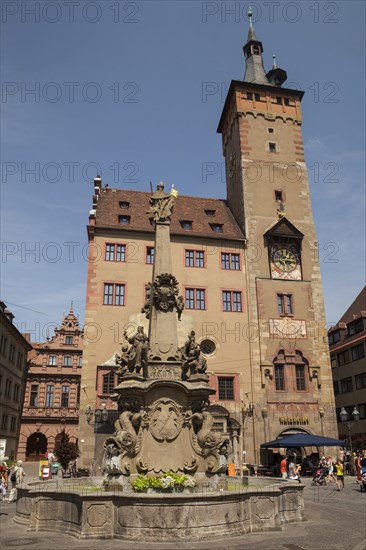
[94, 189, 245, 241]
[339, 286, 366, 324]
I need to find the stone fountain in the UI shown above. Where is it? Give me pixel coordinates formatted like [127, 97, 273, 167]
[103, 183, 229, 487]
[14, 184, 305, 542]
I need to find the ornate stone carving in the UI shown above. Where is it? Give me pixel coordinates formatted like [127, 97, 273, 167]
[148, 182, 175, 223]
[115, 326, 149, 377]
[148, 273, 184, 320]
[150, 398, 183, 442]
[141, 283, 152, 319]
[181, 331, 208, 380]
[148, 364, 181, 380]
[103, 399, 147, 475]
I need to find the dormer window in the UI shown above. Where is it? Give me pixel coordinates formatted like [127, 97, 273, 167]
[119, 201, 130, 209]
[65, 336, 73, 345]
[348, 318, 364, 336]
[180, 220, 193, 231]
[119, 215, 130, 226]
[210, 223, 223, 233]
[204, 209, 216, 217]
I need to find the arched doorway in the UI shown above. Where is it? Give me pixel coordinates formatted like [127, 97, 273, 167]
[26, 432, 47, 460]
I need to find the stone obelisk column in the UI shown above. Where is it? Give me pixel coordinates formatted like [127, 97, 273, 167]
[147, 183, 182, 362]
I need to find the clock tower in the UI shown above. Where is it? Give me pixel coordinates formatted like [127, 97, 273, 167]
[218, 10, 337, 461]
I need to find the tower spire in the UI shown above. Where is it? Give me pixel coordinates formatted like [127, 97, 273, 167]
[243, 7, 268, 85]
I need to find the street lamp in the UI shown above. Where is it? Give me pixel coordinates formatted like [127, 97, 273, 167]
[85, 404, 108, 426]
[339, 406, 360, 453]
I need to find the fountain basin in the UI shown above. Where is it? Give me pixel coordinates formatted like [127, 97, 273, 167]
[15, 480, 305, 541]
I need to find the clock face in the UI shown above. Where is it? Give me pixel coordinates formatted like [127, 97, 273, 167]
[270, 245, 302, 280]
[273, 248, 297, 272]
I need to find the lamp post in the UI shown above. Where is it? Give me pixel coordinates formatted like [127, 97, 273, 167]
[339, 406, 360, 454]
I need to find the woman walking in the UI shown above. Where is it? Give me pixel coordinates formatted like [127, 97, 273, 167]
[4, 460, 25, 503]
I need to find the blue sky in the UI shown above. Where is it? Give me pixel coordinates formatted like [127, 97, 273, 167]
[1, 0, 365, 339]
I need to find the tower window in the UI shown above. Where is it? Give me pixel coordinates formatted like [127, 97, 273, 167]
[284, 98, 290, 106]
[245, 47, 252, 58]
[268, 128, 274, 133]
[255, 93, 260, 101]
[253, 45, 260, 55]
[277, 294, 293, 315]
[275, 190, 283, 201]
[276, 96, 282, 104]
[269, 143, 276, 153]
[275, 365, 285, 391]
[247, 92, 253, 100]
[295, 365, 306, 391]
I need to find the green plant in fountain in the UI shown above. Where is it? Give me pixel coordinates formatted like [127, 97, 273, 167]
[131, 475, 153, 492]
[131, 472, 196, 492]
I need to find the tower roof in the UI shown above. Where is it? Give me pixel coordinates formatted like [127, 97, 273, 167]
[243, 9, 287, 87]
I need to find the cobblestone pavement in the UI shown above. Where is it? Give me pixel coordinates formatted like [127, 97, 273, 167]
[0, 476, 365, 550]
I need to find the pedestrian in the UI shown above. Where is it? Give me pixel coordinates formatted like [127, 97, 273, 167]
[3, 460, 25, 503]
[355, 452, 361, 484]
[0, 459, 9, 500]
[280, 456, 288, 479]
[335, 460, 344, 491]
[326, 456, 337, 484]
[288, 458, 301, 483]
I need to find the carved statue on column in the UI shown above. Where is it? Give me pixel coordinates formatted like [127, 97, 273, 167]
[115, 326, 149, 377]
[181, 331, 207, 380]
[148, 182, 175, 223]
